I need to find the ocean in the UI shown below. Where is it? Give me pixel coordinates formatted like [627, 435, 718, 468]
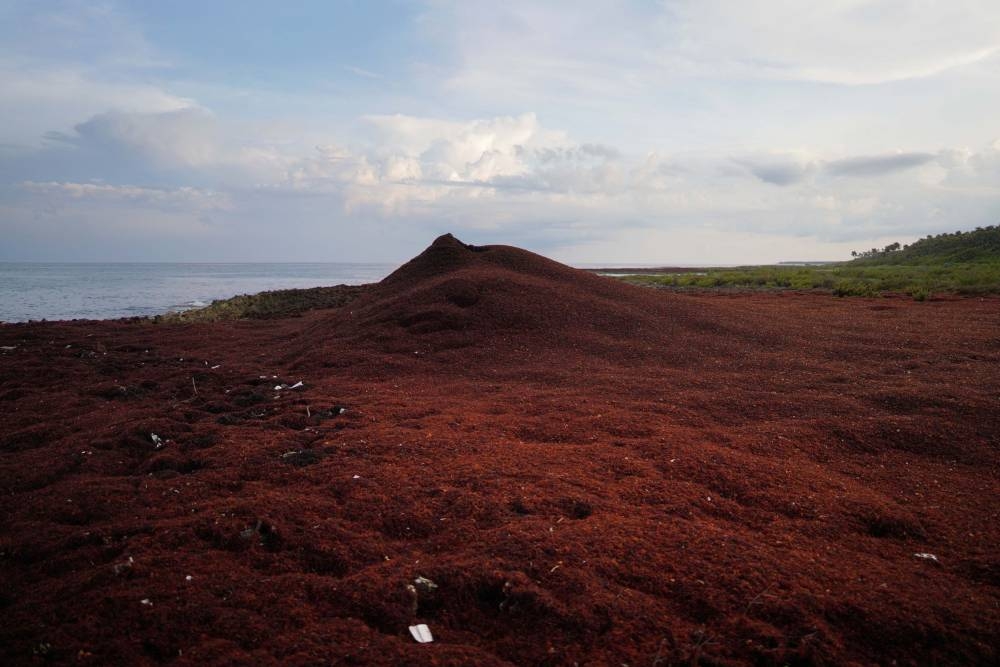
[0, 263, 397, 323]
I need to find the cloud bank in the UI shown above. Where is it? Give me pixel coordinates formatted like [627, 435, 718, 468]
[0, 1, 998, 262]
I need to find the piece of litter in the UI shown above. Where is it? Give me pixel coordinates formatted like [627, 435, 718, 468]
[112, 556, 135, 575]
[352, 475, 361, 480]
[0, 346, 16, 351]
[408, 624, 433, 643]
[150, 433, 165, 450]
[413, 576, 438, 594]
[140, 599, 152, 606]
[210, 364, 221, 369]
[274, 380, 305, 391]
[914, 552, 939, 562]
[185, 575, 193, 582]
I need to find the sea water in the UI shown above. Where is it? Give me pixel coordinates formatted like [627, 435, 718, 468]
[0, 263, 396, 322]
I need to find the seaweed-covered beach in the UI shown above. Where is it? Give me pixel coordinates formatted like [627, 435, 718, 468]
[2, 236, 998, 665]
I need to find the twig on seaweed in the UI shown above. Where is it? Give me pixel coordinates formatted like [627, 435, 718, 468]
[651, 633, 677, 666]
[688, 627, 717, 667]
[191, 376, 199, 396]
[745, 584, 777, 614]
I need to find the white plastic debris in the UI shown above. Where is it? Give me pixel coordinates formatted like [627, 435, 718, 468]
[150, 433, 165, 450]
[140, 598, 152, 606]
[408, 624, 433, 643]
[273, 381, 305, 391]
[185, 575, 193, 582]
[413, 576, 438, 594]
[112, 556, 134, 575]
[914, 552, 939, 562]
[210, 364, 221, 370]
[0, 345, 16, 351]
[352, 475, 361, 480]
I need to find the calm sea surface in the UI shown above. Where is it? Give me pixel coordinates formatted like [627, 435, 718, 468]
[0, 263, 397, 322]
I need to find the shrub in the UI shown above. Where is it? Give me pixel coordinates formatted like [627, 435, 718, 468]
[832, 281, 879, 297]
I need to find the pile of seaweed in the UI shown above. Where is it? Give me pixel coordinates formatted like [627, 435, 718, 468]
[290, 234, 731, 366]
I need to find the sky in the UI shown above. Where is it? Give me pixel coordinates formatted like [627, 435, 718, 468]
[1, 0, 998, 264]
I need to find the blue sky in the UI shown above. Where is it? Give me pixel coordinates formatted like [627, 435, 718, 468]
[1, 0, 998, 263]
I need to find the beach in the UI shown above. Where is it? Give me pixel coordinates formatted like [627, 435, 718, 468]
[1, 235, 998, 665]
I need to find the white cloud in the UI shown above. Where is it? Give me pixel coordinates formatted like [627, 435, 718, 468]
[49, 108, 219, 167]
[0, 61, 196, 148]
[660, 0, 1000, 85]
[5, 101, 999, 262]
[0, 1, 185, 147]
[0, 1, 998, 262]
[436, 0, 1000, 98]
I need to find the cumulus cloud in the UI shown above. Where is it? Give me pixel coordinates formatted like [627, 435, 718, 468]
[0, 62, 197, 148]
[363, 112, 568, 181]
[4, 106, 295, 189]
[931, 142, 1000, 187]
[45, 108, 219, 167]
[4, 100, 1000, 263]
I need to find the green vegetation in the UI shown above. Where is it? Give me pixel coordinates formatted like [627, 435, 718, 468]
[152, 285, 367, 323]
[850, 225, 1000, 264]
[620, 225, 1000, 298]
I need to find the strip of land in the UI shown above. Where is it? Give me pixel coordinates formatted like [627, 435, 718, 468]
[600, 226, 1000, 299]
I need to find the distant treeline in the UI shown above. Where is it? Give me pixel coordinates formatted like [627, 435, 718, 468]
[851, 225, 1000, 264]
[620, 224, 1000, 299]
